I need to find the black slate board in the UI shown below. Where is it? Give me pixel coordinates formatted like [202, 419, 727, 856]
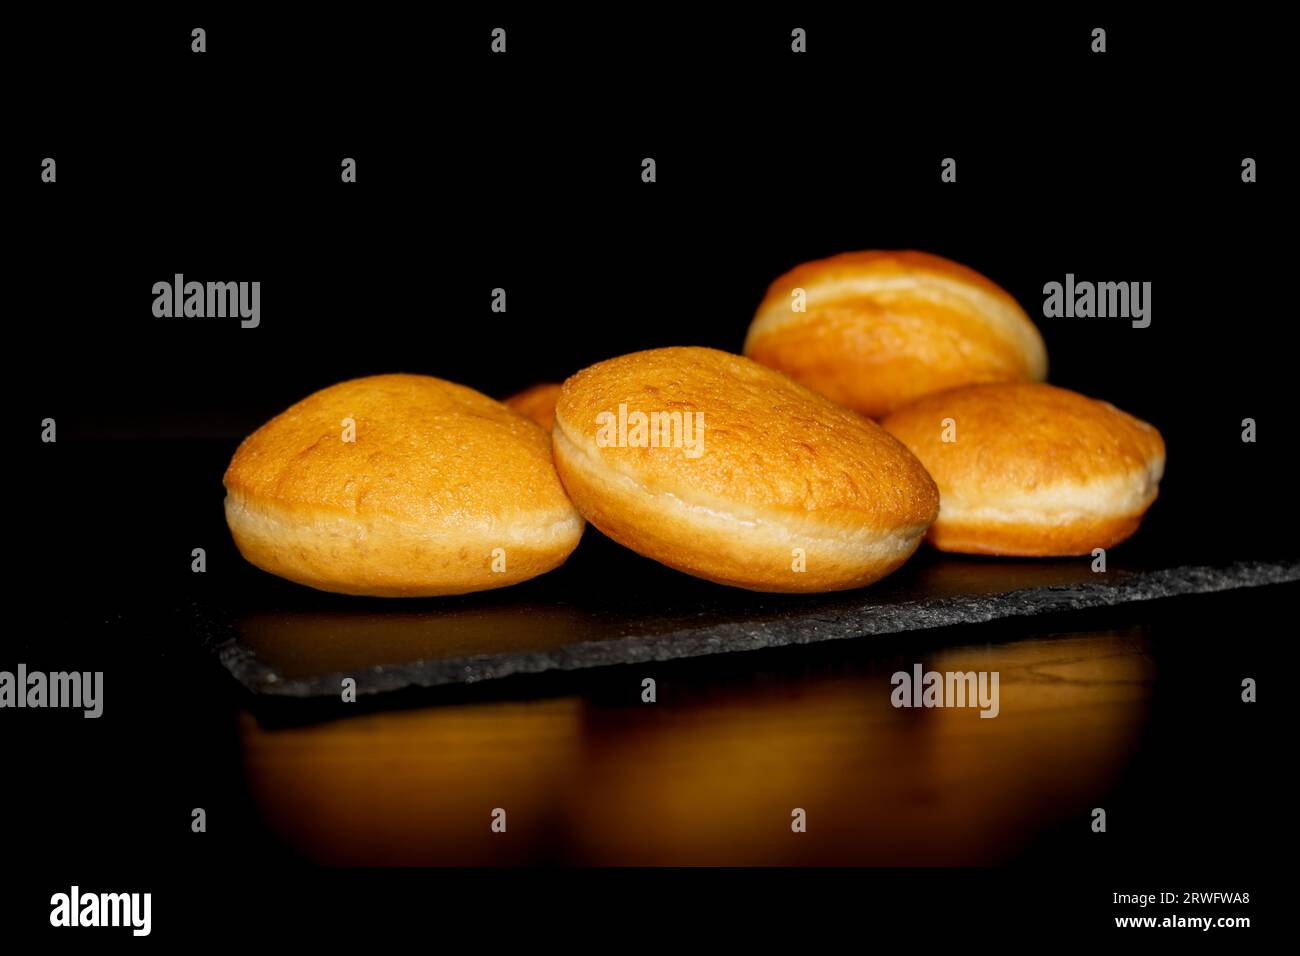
[194, 505, 1300, 698]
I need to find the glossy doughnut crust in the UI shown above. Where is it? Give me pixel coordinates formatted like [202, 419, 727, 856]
[881, 383, 1166, 556]
[223, 374, 583, 596]
[744, 250, 1049, 418]
[551, 347, 939, 592]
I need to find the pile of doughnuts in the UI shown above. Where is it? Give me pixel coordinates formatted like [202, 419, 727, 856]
[224, 251, 1165, 596]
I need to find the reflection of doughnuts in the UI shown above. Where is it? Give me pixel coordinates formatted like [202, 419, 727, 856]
[504, 382, 561, 430]
[551, 347, 939, 592]
[882, 383, 1166, 556]
[744, 250, 1048, 418]
[223, 374, 583, 596]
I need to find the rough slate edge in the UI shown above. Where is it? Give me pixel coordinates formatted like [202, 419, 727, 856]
[208, 559, 1299, 700]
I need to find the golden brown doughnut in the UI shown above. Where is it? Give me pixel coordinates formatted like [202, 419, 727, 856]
[223, 374, 583, 596]
[551, 347, 939, 592]
[881, 383, 1165, 556]
[504, 382, 561, 431]
[744, 250, 1049, 418]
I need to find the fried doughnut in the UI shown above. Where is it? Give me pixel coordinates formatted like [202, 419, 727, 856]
[223, 374, 583, 596]
[744, 250, 1048, 418]
[504, 382, 561, 430]
[551, 347, 938, 592]
[881, 383, 1165, 556]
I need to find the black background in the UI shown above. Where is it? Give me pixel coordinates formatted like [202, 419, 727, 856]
[7, 8, 1290, 942]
